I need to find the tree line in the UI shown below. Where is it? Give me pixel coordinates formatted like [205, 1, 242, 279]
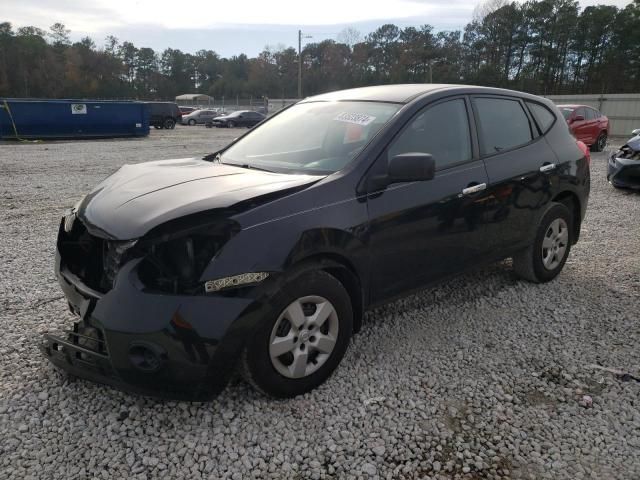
[1, 0, 639, 101]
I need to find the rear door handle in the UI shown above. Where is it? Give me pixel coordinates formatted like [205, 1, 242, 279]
[540, 163, 556, 173]
[461, 183, 487, 195]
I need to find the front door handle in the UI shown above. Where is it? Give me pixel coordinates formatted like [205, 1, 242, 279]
[540, 163, 556, 173]
[461, 183, 487, 195]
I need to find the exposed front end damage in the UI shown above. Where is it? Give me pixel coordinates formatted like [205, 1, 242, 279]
[40, 159, 318, 399]
[42, 215, 264, 399]
[608, 138, 640, 190]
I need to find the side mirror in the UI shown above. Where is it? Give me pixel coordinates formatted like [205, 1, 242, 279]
[572, 115, 584, 122]
[388, 153, 435, 184]
[632, 128, 640, 136]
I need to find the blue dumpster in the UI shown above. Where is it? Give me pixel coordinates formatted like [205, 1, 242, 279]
[0, 99, 150, 139]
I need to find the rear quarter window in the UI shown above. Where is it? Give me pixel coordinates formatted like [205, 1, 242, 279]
[526, 101, 556, 134]
[474, 97, 533, 155]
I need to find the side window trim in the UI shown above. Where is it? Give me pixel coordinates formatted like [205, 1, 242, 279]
[470, 95, 541, 160]
[384, 95, 477, 173]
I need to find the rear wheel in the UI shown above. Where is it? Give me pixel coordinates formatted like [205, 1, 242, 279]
[240, 269, 353, 397]
[164, 118, 176, 129]
[592, 132, 607, 152]
[513, 203, 572, 283]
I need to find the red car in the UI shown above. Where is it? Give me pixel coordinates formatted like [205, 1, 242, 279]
[558, 104, 609, 152]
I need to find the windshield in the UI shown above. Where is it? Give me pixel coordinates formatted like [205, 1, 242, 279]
[561, 108, 574, 120]
[220, 101, 401, 174]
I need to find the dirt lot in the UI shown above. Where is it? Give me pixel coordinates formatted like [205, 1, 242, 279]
[1, 127, 639, 480]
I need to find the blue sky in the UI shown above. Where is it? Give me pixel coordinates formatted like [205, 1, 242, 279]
[3, 0, 632, 57]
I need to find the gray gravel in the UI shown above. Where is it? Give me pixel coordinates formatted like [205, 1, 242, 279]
[1, 128, 639, 480]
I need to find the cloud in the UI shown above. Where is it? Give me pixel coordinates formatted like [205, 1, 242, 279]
[1, 0, 632, 56]
[3, 0, 475, 30]
[4, 0, 124, 32]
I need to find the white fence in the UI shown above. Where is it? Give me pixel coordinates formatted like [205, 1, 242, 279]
[545, 93, 640, 138]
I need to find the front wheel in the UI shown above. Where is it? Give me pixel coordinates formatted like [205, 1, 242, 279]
[227, 121, 236, 128]
[188, 119, 196, 126]
[240, 269, 353, 397]
[164, 118, 176, 129]
[513, 203, 572, 283]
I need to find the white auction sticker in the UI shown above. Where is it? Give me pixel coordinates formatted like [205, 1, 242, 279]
[334, 112, 376, 126]
[71, 104, 87, 114]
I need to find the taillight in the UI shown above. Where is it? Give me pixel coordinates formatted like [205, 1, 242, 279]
[576, 140, 590, 166]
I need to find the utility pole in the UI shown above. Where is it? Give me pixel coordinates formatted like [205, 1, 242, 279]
[298, 30, 312, 99]
[298, 30, 302, 99]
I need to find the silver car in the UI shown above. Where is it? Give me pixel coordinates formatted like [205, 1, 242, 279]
[181, 109, 219, 126]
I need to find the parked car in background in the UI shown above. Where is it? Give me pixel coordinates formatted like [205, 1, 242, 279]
[43, 84, 590, 400]
[179, 106, 196, 115]
[608, 128, 640, 189]
[146, 102, 181, 129]
[210, 110, 265, 128]
[182, 109, 219, 125]
[558, 104, 609, 152]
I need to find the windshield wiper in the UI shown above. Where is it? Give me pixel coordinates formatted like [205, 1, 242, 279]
[222, 161, 275, 173]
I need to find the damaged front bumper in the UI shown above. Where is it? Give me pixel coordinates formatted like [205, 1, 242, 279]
[41, 249, 259, 400]
[608, 153, 640, 189]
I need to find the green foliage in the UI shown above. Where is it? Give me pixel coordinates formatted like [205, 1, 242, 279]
[0, 3, 638, 100]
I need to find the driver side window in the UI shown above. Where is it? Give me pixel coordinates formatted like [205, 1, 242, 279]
[389, 99, 472, 170]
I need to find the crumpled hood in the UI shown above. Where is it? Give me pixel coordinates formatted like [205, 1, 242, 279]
[77, 158, 320, 239]
[626, 134, 640, 151]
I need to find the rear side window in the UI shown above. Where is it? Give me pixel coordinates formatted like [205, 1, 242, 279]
[526, 101, 556, 134]
[474, 98, 533, 155]
[388, 99, 472, 170]
[561, 108, 574, 120]
[585, 108, 596, 120]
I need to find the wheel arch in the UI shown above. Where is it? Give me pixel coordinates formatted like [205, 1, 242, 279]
[552, 191, 582, 244]
[289, 253, 365, 334]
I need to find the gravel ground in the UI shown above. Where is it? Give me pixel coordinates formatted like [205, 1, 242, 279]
[1, 128, 639, 480]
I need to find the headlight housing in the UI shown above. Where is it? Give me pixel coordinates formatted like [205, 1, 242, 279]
[137, 215, 239, 294]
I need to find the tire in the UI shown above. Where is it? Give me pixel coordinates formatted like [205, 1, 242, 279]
[592, 132, 607, 152]
[188, 119, 196, 126]
[513, 202, 573, 283]
[240, 269, 353, 398]
[228, 121, 236, 128]
[164, 118, 176, 129]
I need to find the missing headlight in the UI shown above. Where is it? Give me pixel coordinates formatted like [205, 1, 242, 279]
[138, 234, 223, 294]
[136, 214, 239, 295]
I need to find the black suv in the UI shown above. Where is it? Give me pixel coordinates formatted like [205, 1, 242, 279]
[43, 85, 590, 400]
[146, 102, 181, 129]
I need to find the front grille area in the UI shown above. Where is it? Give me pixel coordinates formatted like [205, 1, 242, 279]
[57, 218, 135, 292]
[62, 320, 109, 358]
[43, 319, 114, 377]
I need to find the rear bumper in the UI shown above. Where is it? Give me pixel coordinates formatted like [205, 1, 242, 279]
[41, 250, 258, 401]
[608, 155, 640, 189]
